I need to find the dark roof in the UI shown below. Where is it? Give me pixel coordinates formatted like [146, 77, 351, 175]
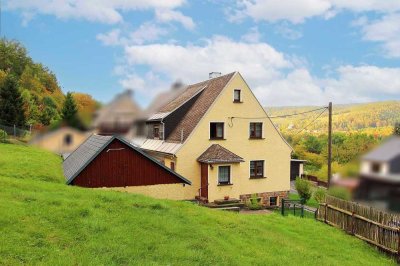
[197, 144, 244, 164]
[362, 136, 400, 162]
[63, 134, 191, 185]
[152, 72, 235, 142]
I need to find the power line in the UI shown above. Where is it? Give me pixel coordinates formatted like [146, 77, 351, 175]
[293, 108, 328, 135]
[268, 107, 328, 118]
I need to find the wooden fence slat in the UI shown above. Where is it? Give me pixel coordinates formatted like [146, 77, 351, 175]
[317, 196, 400, 257]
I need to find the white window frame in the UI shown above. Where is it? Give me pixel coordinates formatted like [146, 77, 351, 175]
[217, 165, 232, 185]
[209, 121, 225, 140]
[233, 89, 242, 102]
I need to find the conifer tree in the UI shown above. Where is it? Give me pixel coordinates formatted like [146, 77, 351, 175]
[0, 75, 26, 127]
[61, 92, 81, 128]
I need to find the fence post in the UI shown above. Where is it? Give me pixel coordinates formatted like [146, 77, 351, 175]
[281, 199, 285, 216]
[301, 205, 304, 218]
[351, 212, 355, 235]
[13, 125, 16, 137]
[324, 203, 328, 223]
[397, 228, 400, 264]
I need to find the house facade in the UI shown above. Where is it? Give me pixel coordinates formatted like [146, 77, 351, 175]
[30, 126, 89, 157]
[356, 136, 400, 212]
[133, 72, 292, 206]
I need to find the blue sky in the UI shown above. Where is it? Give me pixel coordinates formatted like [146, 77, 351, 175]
[2, 0, 400, 107]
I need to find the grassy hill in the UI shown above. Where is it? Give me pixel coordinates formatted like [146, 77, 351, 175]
[0, 143, 395, 265]
[266, 101, 400, 136]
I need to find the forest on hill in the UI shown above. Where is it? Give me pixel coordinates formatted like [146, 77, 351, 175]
[0, 38, 98, 129]
[267, 102, 400, 180]
[266, 101, 400, 136]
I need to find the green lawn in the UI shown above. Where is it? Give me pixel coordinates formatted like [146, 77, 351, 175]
[289, 193, 320, 209]
[0, 143, 395, 265]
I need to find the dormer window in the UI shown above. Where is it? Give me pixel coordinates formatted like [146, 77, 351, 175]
[233, 89, 241, 103]
[371, 163, 381, 173]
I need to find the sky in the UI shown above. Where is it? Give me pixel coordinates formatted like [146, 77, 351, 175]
[2, 0, 400, 107]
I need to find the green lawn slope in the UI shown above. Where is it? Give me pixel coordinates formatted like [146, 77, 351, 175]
[0, 143, 395, 265]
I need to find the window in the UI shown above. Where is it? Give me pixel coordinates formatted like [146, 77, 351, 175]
[234, 89, 241, 102]
[170, 162, 175, 171]
[269, 196, 277, 206]
[210, 122, 224, 139]
[371, 163, 381, 173]
[250, 160, 264, 178]
[249, 123, 263, 138]
[218, 166, 231, 184]
[64, 134, 73, 146]
[153, 125, 160, 139]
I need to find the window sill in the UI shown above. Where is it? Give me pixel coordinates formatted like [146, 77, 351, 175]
[233, 101, 243, 103]
[209, 138, 226, 141]
[249, 137, 265, 140]
[218, 183, 233, 186]
[249, 176, 267, 179]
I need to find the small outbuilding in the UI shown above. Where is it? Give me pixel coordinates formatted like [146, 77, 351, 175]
[290, 159, 306, 181]
[63, 135, 191, 197]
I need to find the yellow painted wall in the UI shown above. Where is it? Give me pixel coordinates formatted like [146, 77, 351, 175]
[175, 72, 292, 201]
[98, 183, 188, 200]
[31, 128, 88, 155]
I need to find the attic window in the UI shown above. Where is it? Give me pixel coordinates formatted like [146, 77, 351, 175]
[249, 123, 263, 139]
[153, 125, 160, 139]
[371, 163, 381, 173]
[234, 89, 241, 102]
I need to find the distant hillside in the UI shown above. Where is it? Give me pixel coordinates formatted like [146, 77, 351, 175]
[266, 101, 400, 136]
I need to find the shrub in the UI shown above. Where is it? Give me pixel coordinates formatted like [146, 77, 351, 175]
[295, 177, 312, 204]
[0, 129, 7, 143]
[313, 188, 326, 203]
[327, 187, 351, 201]
[247, 193, 262, 210]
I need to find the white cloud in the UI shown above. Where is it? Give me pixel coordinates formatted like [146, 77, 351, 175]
[118, 36, 400, 106]
[97, 23, 169, 46]
[155, 9, 195, 30]
[356, 13, 400, 58]
[97, 29, 123, 46]
[234, 0, 400, 24]
[241, 27, 261, 43]
[5, 0, 186, 24]
[124, 36, 292, 85]
[275, 22, 303, 40]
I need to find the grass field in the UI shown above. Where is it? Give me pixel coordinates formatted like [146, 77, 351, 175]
[0, 143, 395, 265]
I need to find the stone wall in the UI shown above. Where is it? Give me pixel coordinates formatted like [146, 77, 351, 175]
[240, 191, 289, 207]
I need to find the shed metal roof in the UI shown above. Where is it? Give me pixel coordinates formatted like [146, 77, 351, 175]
[140, 139, 182, 155]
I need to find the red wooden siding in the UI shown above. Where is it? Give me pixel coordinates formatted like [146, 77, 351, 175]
[72, 139, 184, 188]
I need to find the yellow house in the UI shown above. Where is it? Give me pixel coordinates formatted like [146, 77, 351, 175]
[130, 72, 292, 206]
[30, 127, 89, 157]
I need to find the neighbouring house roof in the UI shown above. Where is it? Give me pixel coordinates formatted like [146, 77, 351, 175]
[140, 139, 182, 155]
[197, 144, 244, 164]
[362, 136, 400, 162]
[92, 90, 142, 128]
[63, 134, 191, 185]
[151, 72, 236, 143]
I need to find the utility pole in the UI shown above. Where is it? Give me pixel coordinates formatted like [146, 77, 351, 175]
[327, 102, 332, 188]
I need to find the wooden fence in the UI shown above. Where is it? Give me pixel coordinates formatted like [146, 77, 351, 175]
[317, 195, 400, 258]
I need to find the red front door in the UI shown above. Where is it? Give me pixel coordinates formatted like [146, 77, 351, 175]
[200, 163, 208, 199]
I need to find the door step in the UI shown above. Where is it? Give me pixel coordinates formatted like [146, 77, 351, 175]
[217, 206, 241, 212]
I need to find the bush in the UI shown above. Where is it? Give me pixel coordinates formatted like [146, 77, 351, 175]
[327, 187, 351, 201]
[247, 193, 262, 210]
[295, 177, 312, 204]
[313, 188, 326, 203]
[0, 129, 7, 143]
